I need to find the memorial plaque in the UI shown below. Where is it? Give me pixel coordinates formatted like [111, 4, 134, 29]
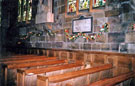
[72, 16, 93, 33]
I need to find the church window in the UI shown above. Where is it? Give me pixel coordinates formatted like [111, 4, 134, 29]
[18, 0, 32, 22]
[79, 0, 90, 10]
[93, 0, 106, 8]
[67, 0, 77, 13]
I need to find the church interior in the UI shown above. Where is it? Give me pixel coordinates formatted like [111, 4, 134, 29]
[0, 0, 135, 86]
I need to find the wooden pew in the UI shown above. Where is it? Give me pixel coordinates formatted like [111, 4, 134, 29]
[0, 56, 56, 64]
[0, 56, 48, 63]
[2, 59, 65, 86]
[0, 55, 39, 60]
[17, 61, 83, 86]
[87, 72, 135, 86]
[37, 64, 113, 86]
[11, 55, 38, 57]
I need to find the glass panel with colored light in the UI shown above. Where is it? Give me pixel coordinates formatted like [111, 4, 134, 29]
[18, 0, 22, 22]
[68, 0, 77, 12]
[93, 0, 106, 8]
[18, 0, 32, 22]
[28, 0, 32, 20]
[23, 0, 26, 21]
[79, 0, 90, 10]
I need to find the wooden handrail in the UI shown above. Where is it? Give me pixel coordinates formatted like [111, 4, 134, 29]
[1, 57, 56, 64]
[18, 61, 83, 74]
[37, 64, 113, 83]
[88, 72, 135, 86]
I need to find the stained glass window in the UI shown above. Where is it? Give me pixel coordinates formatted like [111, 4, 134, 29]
[79, 0, 90, 10]
[18, 0, 32, 22]
[93, 0, 106, 8]
[67, 0, 77, 13]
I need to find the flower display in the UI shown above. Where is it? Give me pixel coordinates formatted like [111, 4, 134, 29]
[19, 29, 55, 40]
[65, 23, 109, 41]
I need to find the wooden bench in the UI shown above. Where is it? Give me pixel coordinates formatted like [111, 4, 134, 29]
[0, 56, 51, 64]
[0, 55, 42, 61]
[1, 58, 65, 86]
[17, 61, 83, 86]
[88, 72, 135, 86]
[37, 64, 113, 86]
[11, 55, 38, 57]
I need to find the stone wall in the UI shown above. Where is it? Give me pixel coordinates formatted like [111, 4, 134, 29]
[15, 0, 135, 54]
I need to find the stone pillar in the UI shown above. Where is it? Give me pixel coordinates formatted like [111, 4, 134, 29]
[35, 0, 53, 23]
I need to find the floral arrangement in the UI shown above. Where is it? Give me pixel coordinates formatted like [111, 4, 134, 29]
[65, 23, 109, 41]
[131, 24, 135, 31]
[19, 29, 55, 40]
[128, 23, 135, 31]
[19, 31, 43, 40]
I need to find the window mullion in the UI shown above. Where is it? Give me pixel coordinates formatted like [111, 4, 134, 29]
[21, 0, 24, 21]
[65, 0, 68, 17]
[76, 0, 79, 15]
[89, 0, 92, 12]
[25, 0, 28, 21]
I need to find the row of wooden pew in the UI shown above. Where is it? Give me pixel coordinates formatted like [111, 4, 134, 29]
[0, 54, 135, 86]
[0, 55, 61, 86]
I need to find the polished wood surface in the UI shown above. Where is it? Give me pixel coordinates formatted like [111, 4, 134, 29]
[88, 72, 135, 86]
[37, 64, 113, 83]
[7, 59, 65, 69]
[17, 61, 83, 86]
[0, 55, 47, 63]
[18, 61, 83, 74]
[1, 57, 56, 64]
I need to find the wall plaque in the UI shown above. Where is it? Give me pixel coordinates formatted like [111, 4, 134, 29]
[72, 16, 93, 33]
